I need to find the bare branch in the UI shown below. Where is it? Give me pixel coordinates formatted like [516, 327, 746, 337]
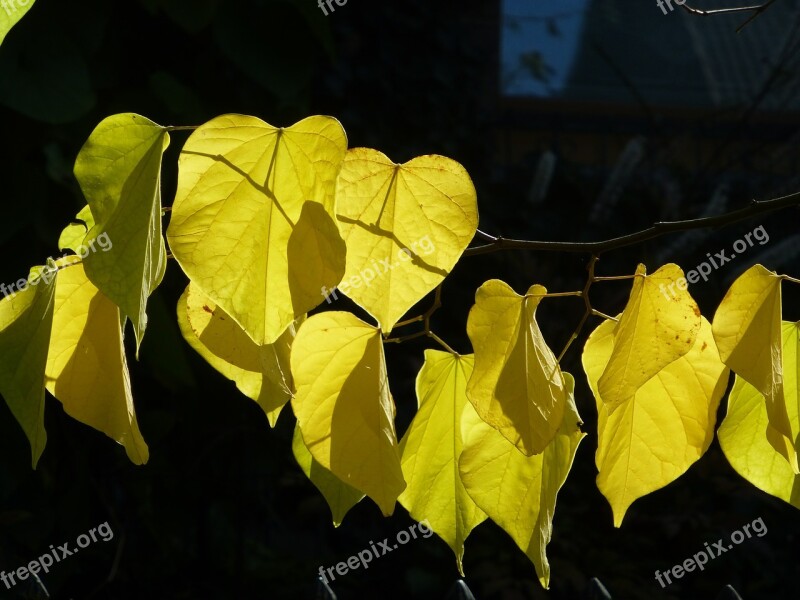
[464, 190, 800, 257]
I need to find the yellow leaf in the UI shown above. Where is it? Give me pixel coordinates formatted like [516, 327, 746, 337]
[58, 204, 95, 254]
[583, 316, 728, 527]
[290, 311, 405, 515]
[0, 266, 56, 467]
[465, 280, 567, 455]
[459, 373, 584, 589]
[718, 321, 800, 509]
[44, 257, 148, 465]
[335, 148, 478, 332]
[74, 113, 170, 353]
[712, 264, 796, 472]
[0, 0, 35, 46]
[167, 114, 348, 345]
[598, 264, 702, 412]
[176, 282, 297, 427]
[292, 423, 365, 527]
[398, 351, 487, 575]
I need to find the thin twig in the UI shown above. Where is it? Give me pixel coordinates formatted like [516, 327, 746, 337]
[465, 191, 800, 256]
[680, 1, 773, 17]
[592, 275, 637, 281]
[591, 309, 619, 321]
[541, 291, 583, 298]
[735, 0, 778, 31]
[394, 285, 442, 329]
[384, 285, 459, 353]
[557, 256, 599, 362]
[428, 331, 458, 355]
[475, 229, 499, 242]
[384, 331, 427, 344]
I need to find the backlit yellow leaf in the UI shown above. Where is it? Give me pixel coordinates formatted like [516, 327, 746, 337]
[58, 204, 95, 254]
[74, 113, 170, 354]
[0, 265, 56, 467]
[291, 311, 405, 515]
[466, 280, 567, 456]
[598, 264, 701, 412]
[45, 257, 148, 465]
[718, 321, 800, 509]
[176, 282, 297, 427]
[712, 264, 796, 472]
[398, 351, 487, 575]
[167, 114, 347, 345]
[335, 148, 478, 332]
[0, 0, 35, 46]
[292, 423, 364, 527]
[459, 373, 584, 589]
[583, 316, 728, 526]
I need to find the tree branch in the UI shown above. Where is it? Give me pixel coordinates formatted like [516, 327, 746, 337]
[680, 0, 778, 31]
[464, 190, 800, 257]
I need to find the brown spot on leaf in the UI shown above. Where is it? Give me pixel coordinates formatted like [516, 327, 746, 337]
[693, 305, 701, 317]
[202, 305, 213, 314]
[701, 341, 708, 351]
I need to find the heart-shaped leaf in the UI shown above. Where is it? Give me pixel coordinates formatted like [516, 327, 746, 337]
[334, 148, 478, 332]
[584, 316, 728, 526]
[167, 114, 348, 345]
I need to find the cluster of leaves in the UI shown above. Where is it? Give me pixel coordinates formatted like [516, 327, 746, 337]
[0, 111, 798, 590]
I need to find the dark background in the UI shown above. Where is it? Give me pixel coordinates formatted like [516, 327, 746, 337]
[0, 0, 799, 598]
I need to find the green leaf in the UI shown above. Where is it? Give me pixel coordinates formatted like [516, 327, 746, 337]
[292, 423, 364, 527]
[0, 264, 55, 467]
[74, 113, 170, 354]
[398, 351, 487, 575]
[167, 114, 347, 345]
